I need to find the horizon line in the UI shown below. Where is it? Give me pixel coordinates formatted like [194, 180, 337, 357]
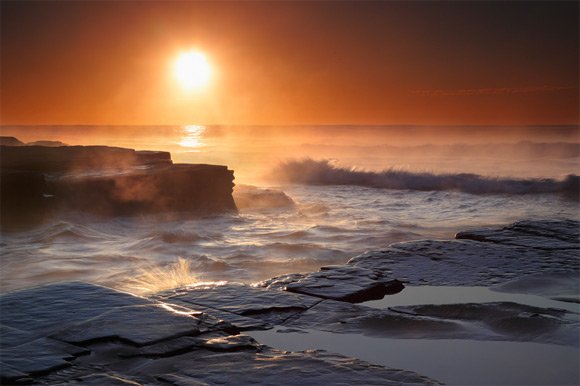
[1, 123, 579, 128]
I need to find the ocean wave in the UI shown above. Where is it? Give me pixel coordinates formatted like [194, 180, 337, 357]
[27, 221, 115, 243]
[271, 159, 579, 196]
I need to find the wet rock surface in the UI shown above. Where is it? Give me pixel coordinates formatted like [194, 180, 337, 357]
[260, 265, 404, 303]
[456, 219, 579, 250]
[1, 337, 89, 378]
[153, 283, 321, 328]
[40, 345, 438, 386]
[0, 282, 439, 385]
[349, 237, 578, 286]
[1, 219, 579, 384]
[0, 282, 151, 335]
[154, 349, 439, 386]
[51, 304, 207, 346]
[259, 220, 578, 295]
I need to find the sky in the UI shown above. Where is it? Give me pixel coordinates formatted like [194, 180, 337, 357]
[1, 1, 578, 126]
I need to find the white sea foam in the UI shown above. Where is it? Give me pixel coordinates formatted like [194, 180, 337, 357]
[272, 159, 579, 196]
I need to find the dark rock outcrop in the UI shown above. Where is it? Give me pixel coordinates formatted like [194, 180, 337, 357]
[0, 136, 66, 147]
[260, 265, 404, 303]
[0, 145, 171, 172]
[0, 136, 25, 146]
[0, 141, 236, 230]
[25, 140, 67, 147]
[0, 170, 49, 230]
[50, 164, 236, 217]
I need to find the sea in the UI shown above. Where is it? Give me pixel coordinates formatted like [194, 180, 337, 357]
[1, 124, 578, 294]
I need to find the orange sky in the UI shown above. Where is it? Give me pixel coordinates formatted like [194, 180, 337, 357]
[1, 1, 578, 125]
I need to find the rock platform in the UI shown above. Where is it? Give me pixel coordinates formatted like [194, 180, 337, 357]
[1, 219, 578, 384]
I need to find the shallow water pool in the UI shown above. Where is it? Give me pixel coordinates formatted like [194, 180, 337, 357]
[252, 329, 580, 385]
[253, 286, 580, 385]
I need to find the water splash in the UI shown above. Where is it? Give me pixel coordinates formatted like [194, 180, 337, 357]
[120, 257, 198, 295]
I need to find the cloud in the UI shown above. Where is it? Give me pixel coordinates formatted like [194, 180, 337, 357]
[410, 85, 577, 97]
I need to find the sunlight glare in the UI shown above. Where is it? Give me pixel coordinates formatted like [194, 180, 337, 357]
[179, 125, 206, 150]
[174, 51, 211, 90]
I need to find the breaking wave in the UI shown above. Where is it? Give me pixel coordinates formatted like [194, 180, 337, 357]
[272, 159, 579, 196]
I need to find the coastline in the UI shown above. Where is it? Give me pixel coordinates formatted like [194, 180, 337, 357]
[1, 219, 578, 385]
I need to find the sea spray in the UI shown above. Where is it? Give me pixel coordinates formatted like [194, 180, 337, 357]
[271, 159, 579, 196]
[120, 257, 198, 295]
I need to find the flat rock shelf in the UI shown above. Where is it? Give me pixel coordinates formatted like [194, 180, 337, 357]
[1, 219, 578, 385]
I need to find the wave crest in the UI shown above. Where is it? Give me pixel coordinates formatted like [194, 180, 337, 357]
[271, 159, 579, 196]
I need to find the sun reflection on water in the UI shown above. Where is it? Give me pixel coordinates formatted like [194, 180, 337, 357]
[179, 125, 206, 151]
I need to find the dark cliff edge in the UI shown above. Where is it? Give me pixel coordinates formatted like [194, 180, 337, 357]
[0, 141, 236, 231]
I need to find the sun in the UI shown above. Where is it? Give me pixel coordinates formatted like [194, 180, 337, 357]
[174, 51, 212, 90]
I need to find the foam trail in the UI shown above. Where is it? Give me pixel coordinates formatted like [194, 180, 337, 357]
[272, 159, 579, 196]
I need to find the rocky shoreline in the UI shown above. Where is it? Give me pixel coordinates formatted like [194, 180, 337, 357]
[0, 139, 236, 231]
[1, 219, 578, 385]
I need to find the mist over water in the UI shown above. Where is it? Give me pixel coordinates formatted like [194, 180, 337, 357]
[2, 124, 579, 182]
[1, 125, 578, 293]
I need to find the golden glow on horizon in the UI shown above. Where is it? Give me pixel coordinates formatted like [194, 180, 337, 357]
[1, 3, 577, 125]
[179, 125, 206, 151]
[173, 51, 211, 90]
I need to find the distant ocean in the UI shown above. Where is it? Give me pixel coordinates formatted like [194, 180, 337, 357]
[1, 125, 578, 293]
